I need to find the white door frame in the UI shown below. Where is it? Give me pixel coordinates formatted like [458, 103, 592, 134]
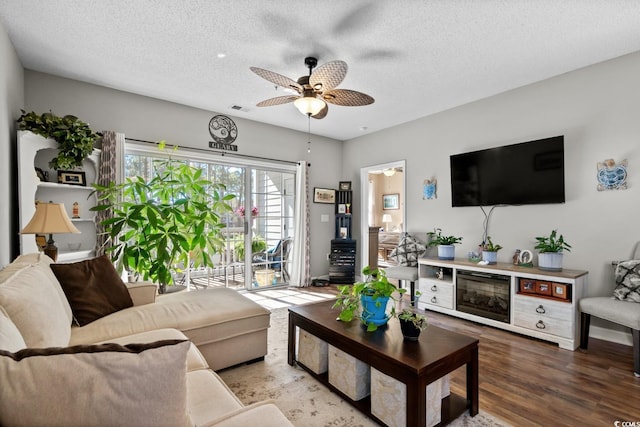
[359, 160, 406, 271]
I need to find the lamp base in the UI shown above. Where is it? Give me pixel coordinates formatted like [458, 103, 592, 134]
[44, 234, 58, 262]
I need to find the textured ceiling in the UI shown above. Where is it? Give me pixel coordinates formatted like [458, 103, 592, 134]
[2, 1, 640, 141]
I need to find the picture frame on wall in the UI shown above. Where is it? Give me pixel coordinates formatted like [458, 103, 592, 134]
[339, 181, 352, 191]
[313, 187, 336, 204]
[382, 193, 399, 210]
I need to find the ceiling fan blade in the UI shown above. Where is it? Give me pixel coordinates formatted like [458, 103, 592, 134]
[311, 104, 328, 119]
[250, 67, 302, 94]
[322, 89, 374, 106]
[256, 95, 299, 107]
[310, 60, 347, 92]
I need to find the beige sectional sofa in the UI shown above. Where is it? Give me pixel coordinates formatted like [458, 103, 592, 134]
[0, 253, 294, 427]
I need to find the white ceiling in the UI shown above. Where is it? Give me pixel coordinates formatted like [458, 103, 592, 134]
[2, 1, 640, 141]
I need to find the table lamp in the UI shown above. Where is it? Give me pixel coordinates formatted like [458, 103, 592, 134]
[21, 202, 80, 261]
[382, 214, 392, 232]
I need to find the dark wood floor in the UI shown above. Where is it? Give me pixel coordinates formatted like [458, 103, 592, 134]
[302, 284, 640, 426]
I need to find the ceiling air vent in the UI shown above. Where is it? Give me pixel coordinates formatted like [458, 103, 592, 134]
[230, 105, 248, 112]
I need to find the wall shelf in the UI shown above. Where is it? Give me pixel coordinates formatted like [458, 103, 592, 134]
[18, 130, 100, 262]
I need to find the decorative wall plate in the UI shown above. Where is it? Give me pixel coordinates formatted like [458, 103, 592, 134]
[597, 158, 627, 191]
[209, 115, 238, 145]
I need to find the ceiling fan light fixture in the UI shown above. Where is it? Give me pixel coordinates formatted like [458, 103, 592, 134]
[383, 168, 396, 176]
[294, 96, 326, 116]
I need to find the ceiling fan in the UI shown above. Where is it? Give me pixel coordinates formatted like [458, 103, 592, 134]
[250, 57, 374, 119]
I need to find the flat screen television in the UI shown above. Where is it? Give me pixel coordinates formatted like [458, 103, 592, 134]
[450, 136, 565, 207]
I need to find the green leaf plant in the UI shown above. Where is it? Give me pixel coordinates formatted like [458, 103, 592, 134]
[534, 229, 571, 253]
[332, 266, 406, 332]
[426, 228, 463, 246]
[91, 143, 235, 291]
[17, 109, 98, 170]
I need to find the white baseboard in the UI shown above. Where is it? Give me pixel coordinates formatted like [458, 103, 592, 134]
[589, 325, 633, 346]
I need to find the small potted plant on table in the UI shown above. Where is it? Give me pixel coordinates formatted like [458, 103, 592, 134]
[427, 228, 463, 260]
[534, 229, 571, 271]
[481, 236, 502, 265]
[333, 266, 406, 332]
[398, 309, 428, 341]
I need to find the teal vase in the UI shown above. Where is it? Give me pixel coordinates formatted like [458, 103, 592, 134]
[360, 295, 390, 326]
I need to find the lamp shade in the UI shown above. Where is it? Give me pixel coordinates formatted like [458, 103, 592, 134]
[294, 96, 326, 116]
[382, 214, 392, 223]
[21, 202, 80, 235]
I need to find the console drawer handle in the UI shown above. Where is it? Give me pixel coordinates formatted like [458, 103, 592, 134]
[431, 296, 437, 303]
[431, 285, 438, 292]
[536, 305, 546, 314]
[536, 320, 546, 329]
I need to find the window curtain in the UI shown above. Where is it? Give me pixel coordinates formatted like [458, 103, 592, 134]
[289, 161, 310, 287]
[95, 131, 124, 256]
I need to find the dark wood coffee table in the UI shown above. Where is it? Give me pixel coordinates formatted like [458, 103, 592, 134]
[288, 300, 479, 427]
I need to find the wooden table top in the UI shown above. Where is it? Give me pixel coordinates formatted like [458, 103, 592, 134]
[289, 300, 478, 377]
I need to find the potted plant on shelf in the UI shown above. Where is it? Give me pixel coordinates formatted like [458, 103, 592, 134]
[427, 228, 463, 260]
[481, 236, 503, 265]
[333, 266, 406, 332]
[398, 309, 428, 341]
[91, 143, 235, 293]
[534, 229, 571, 271]
[17, 109, 98, 170]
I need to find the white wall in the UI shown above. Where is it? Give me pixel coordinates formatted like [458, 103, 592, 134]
[24, 71, 343, 278]
[0, 21, 25, 267]
[343, 51, 640, 341]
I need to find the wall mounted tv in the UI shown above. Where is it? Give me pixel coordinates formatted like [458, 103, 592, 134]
[450, 136, 565, 207]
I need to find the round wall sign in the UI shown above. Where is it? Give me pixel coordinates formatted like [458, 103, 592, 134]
[209, 115, 238, 144]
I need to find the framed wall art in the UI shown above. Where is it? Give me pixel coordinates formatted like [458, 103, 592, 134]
[339, 181, 352, 191]
[313, 187, 336, 204]
[383, 193, 399, 210]
[58, 170, 87, 186]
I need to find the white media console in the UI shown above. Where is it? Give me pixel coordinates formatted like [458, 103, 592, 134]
[417, 257, 588, 350]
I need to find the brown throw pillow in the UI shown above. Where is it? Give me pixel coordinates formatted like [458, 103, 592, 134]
[50, 255, 133, 326]
[0, 340, 191, 427]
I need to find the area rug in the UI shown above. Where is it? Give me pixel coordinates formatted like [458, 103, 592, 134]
[218, 307, 510, 427]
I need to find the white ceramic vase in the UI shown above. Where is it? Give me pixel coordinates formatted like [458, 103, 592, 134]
[437, 245, 455, 260]
[538, 252, 563, 271]
[482, 251, 498, 265]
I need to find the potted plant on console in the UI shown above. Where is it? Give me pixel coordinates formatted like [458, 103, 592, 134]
[333, 266, 406, 332]
[427, 228, 463, 260]
[481, 236, 502, 265]
[534, 229, 571, 271]
[398, 309, 428, 341]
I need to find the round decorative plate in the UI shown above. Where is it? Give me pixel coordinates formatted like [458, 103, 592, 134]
[209, 115, 238, 144]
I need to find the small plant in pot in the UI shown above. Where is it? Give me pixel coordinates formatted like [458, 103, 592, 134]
[398, 309, 428, 341]
[427, 228, 463, 260]
[534, 229, 571, 271]
[333, 266, 406, 332]
[481, 236, 502, 265]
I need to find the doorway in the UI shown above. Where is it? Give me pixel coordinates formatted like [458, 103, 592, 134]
[359, 160, 406, 270]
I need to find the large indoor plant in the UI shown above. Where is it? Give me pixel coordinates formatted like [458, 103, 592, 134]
[534, 229, 571, 271]
[333, 266, 406, 332]
[427, 228, 463, 260]
[91, 145, 235, 292]
[17, 109, 98, 170]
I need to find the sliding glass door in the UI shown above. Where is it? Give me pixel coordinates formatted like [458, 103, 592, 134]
[123, 144, 295, 291]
